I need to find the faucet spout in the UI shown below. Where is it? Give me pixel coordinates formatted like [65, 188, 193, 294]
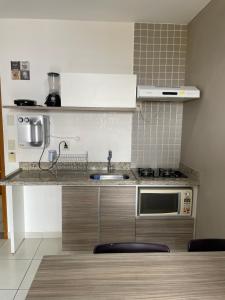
[107, 150, 112, 173]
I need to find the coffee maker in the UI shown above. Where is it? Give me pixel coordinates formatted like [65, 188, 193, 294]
[45, 72, 61, 107]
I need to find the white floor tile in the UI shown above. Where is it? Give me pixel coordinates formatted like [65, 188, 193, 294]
[0, 239, 41, 260]
[0, 260, 31, 289]
[34, 238, 65, 259]
[15, 289, 29, 300]
[20, 260, 41, 290]
[0, 290, 17, 300]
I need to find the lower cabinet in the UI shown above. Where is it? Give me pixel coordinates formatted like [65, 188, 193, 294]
[62, 186, 194, 252]
[136, 217, 194, 251]
[62, 186, 136, 251]
[100, 187, 136, 243]
[62, 186, 99, 251]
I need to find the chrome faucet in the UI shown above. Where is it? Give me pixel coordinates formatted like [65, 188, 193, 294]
[107, 150, 112, 173]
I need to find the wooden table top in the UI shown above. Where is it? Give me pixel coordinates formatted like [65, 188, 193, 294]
[27, 252, 225, 299]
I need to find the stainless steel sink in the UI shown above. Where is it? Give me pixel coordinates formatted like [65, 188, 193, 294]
[90, 173, 130, 180]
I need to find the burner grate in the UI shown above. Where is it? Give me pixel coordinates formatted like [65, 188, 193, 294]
[138, 168, 187, 179]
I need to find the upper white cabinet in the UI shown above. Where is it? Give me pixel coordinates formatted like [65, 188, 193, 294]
[61, 73, 137, 108]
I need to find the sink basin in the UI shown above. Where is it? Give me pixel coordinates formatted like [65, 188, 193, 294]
[90, 174, 130, 180]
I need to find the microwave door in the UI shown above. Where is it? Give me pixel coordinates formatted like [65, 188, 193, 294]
[139, 190, 180, 216]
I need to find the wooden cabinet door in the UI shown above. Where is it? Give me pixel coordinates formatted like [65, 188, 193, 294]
[136, 217, 194, 251]
[62, 186, 99, 251]
[100, 187, 136, 243]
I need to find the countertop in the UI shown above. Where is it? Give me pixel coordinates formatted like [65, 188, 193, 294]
[1, 168, 199, 186]
[27, 252, 225, 299]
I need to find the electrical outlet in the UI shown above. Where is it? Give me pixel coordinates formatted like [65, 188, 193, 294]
[63, 141, 70, 151]
[8, 152, 16, 162]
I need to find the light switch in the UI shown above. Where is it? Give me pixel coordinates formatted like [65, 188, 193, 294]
[7, 114, 15, 126]
[8, 139, 16, 151]
[8, 152, 16, 162]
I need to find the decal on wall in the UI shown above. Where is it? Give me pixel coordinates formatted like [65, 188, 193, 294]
[11, 61, 30, 80]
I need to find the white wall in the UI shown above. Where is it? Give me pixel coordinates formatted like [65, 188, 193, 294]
[24, 186, 62, 236]
[0, 19, 134, 234]
[0, 19, 134, 171]
[16, 112, 132, 163]
[0, 19, 134, 106]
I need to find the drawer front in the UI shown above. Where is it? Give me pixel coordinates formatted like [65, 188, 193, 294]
[136, 218, 194, 235]
[136, 217, 194, 251]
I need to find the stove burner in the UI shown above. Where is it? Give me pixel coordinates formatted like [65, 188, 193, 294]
[138, 168, 154, 177]
[138, 168, 187, 179]
[159, 168, 176, 177]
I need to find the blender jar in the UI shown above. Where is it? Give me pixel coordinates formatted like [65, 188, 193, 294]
[48, 72, 60, 94]
[45, 72, 61, 107]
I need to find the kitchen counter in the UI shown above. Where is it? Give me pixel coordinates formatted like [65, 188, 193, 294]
[2, 168, 199, 186]
[2, 169, 137, 186]
[3, 167, 199, 254]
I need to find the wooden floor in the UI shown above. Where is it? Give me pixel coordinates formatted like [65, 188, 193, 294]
[27, 252, 225, 299]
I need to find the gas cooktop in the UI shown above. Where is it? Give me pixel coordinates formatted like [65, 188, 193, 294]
[137, 168, 187, 179]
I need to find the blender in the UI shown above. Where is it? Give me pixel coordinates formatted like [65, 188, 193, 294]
[45, 72, 61, 107]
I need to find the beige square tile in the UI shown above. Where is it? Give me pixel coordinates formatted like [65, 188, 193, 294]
[20, 259, 41, 290]
[140, 23, 147, 30]
[134, 23, 141, 30]
[0, 239, 41, 260]
[0, 259, 31, 289]
[0, 290, 17, 300]
[146, 23, 154, 30]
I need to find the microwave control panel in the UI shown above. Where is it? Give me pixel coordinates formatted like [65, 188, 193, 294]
[181, 190, 192, 216]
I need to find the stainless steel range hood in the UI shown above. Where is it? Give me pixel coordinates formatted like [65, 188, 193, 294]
[137, 86, 200, 101]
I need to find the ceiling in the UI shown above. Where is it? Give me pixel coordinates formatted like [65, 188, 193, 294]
[0, 0, 211, 24]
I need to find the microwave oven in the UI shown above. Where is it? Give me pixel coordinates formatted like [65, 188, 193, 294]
[138, 188, 192, 216]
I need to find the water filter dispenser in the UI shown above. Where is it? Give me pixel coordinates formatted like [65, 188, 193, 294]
[17, 115, 50, 148]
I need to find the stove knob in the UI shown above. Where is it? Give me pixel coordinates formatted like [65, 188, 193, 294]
[24, 117, 30, 123]
[18, 117, 23, 123]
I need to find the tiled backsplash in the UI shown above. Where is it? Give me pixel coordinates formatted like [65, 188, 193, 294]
[132, 102, 183, 168]
[133, 23, 187, 87]
[132, 23, 187, 168]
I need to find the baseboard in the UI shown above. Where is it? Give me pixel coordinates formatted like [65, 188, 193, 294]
[25, 232, 62, 238]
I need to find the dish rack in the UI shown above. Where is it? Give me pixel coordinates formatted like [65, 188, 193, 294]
[56, 152, 88, 171]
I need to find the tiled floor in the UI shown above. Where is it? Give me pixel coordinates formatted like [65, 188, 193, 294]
[0, 238, 65, 300]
